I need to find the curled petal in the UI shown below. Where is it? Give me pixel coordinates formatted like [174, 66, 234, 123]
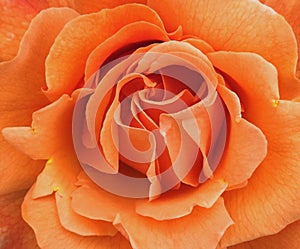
[22, 186, 132, 249]
[0, 7, 78, 195]
[135, 179, 228, 220]
[148, 0, 298, 94]
[213, 85, 268, 188]
[2, 94, 75, 160]
[117, 198, 233, 249]
[45, 3, 165, 100]
[208, 51, 300, 246]
[72, 172, 232, 249]
[85, 21, 170, 81]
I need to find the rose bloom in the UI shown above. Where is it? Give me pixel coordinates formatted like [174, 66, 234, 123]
[0, 0, 300, 248]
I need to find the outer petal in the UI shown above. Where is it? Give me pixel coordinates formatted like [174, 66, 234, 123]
[261, 0, 300, 74]
[45, 4, 165, 100]
[0, 190, 39, 249]
[148, 0, 299, 97]
[2, 94, 75, 160]
[72, 0, 147, 14]
[213, 85, 267, 188]
[229, 220, 300, 249]
[72, 173, 233, 249]
[208, 52, 300, 246]
[22, 186, 132, 249]
[85, 21, 170, 81]
[0, 0, 47, 61]
[135, 179, 228, 220]
[33, 152, 117, 237]
[117, 198, 233, 249]
[3, 92, 116, 237]
[0, 8, 78, 195]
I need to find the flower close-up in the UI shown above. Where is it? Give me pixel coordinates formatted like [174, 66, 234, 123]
[0, 0, 300, 248]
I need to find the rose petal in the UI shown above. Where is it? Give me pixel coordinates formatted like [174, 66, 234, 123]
[261, 0, 300, 73]
[136, 179, 228, 220]
[148, 0, 298, 94]
[182, 38, 215, 54]
[229, 220, 300, 249]
[71, 172, 135, 222]
[2, 94, 75, 160]
[22, 186, 132, 249]
[3, 88, 116, 236]
[33, 152, 117, 236]
[72, 0, 147, 14]
[0, 0, 48, 61]
[213, 84, 268, 188]
[208, 51, 300, 246]
[72, 172, 232, 249]
[0, 190, 39, 249]
[117, 198, 233, 249]
[0, 8, 78, 195]
[45, 3, 165, 100]
[85, 21, 170, 81]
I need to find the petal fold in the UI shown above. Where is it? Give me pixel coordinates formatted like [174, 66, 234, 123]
[22, 186, 131, 249]
[148, 0, 299, 93]
[208, 51, 300, 246]
[0, 7, 78, 195]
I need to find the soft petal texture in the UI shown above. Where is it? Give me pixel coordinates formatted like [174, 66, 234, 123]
[261, 0, 300, 73]
[45, 4, 165, 100]
[148, 0, 299, 95]
[213, 85, 267, 188]
[85, 21, 170, 81]
[208, 52, 300, 246]
[0, 8, 78, 195]
[229, 220, 300, 249]
[4, 92, 118, 236]
[0, 0, 46, 61]
[135, 179, 228, 220]
[72, 173, 233, 249]
[72, 0, 147, 14]
[0, 190, 39, 249]
[22, 186, 131, 249]
[33, 152, 117, 237]
[117, 198, 233, 249]
[2, 94, 75, 160]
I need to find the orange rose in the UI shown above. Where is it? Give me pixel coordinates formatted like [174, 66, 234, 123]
[0, 1, 300, 249]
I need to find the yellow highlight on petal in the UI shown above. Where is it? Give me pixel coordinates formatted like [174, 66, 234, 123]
[272, 99, 279, 107]
[47, 158, 53, 165]
[53, 186, 60, 192]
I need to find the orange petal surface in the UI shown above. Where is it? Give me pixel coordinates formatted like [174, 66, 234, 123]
[229, 220, 300, 249]
[136, 179, 228, 220]
[208, 51, 300, 246]
[32, 151, 117, 237]
[118, 198, 232, 249]
[72, 0, 147, 14]
[71, 172, 232, 249]
[45, 4, 165, 100]
[0, 0, 48, 61]
[261, 0, 300, 73]
[0, 190, 39, 248]
[85, 21, 169, 81]
[213, 84, 267, 188]
[22, 186, 131, 249]
[2, 94, 75, 160]
[148, 0, 298, 95]
[0, 8, 78, 195]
